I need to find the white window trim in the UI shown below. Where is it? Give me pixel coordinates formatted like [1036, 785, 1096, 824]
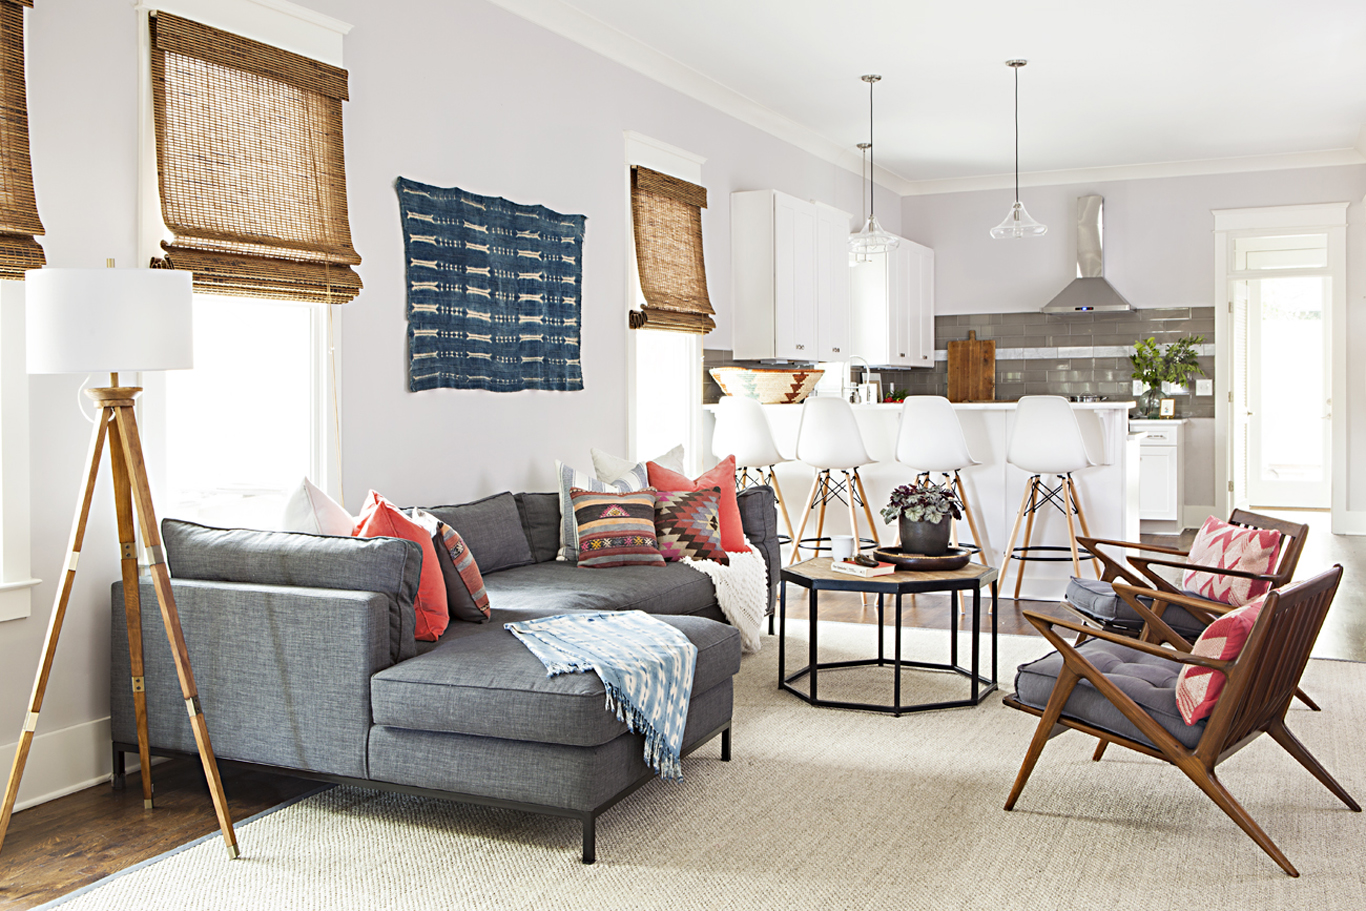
[0, 280, 39, 621]
[134, 0, 351, 507]
[624, 132, 707, 475]
[1211, 202, 1353, 532]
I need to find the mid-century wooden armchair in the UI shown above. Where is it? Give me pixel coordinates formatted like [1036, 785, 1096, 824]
[1004, 566, 1357, 877]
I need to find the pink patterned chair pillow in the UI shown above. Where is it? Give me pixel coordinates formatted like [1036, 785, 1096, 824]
[1180, 517, 1282, 607]
[1175, 594, 1266, 724]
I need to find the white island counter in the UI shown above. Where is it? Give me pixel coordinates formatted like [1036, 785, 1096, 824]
[703, 399, 1140, 600]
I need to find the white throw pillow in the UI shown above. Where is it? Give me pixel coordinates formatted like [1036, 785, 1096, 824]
[590, 444, 685, 484]
[279, 477, 355, 536]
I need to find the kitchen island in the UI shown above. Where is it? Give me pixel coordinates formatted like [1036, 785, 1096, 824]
[702, 399, 1140, 600]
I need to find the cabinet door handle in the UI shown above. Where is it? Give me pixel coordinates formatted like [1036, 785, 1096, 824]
[831, 347, 840, 353]
[899, 352, 906, 357]
[796, 344, 805, 350]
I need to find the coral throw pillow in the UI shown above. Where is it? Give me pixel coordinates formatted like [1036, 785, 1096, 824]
[1174, 594, 1267, 725]
[654, 488, 728, 565]
[647, 455, 745, 552]
[570, 488, 664, 569]
[410, 509, 490, 624]
[1181, 516, 1283, 606]
[353, 491, 449, 641]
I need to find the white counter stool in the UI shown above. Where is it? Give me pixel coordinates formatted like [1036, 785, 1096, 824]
[894, 396, 993, 567]
[791, 396, 880, 565]
[1000, 395, 1099, 597]
[711, 395, 795, 544]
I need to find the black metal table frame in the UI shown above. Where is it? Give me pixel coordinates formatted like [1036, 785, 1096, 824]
[778, 565, 999, 715]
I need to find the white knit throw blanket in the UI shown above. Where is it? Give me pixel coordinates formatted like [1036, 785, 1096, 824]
[681, 543, 768, 654]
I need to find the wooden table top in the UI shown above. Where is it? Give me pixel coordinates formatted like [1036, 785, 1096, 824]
[782, 557, 999, 591]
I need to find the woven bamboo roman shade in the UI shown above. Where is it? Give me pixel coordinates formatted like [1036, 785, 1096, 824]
[0, 0, 45, 279]
[149, 13, 361, 303]
[628, 166, 714, 334]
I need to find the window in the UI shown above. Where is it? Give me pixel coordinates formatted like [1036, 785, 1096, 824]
[625, 134, 710, 475]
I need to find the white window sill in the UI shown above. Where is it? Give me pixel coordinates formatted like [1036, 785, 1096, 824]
[0, 578, 39, 622]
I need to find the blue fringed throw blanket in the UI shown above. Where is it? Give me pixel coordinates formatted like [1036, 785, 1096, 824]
[505, 611, 697, 780]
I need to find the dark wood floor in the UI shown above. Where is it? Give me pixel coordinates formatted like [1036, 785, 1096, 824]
[1, 510, 1361, 909]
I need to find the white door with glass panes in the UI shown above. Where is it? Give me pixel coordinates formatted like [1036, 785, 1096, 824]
[1229, 233, 1331, 509]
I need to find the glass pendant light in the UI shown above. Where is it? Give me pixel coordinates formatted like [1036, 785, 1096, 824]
[849, 74, 899, 256]
[990, 59, 1047, 239]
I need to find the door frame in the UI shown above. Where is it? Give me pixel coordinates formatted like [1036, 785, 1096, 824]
[1212, 203, 1349, 531]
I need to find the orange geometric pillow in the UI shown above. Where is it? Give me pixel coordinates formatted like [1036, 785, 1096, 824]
[353, 491, 449, 641]
[1180, 516, 1282, 607]
[647, 455, 745, 552]
[1174, 594, 1266, 725]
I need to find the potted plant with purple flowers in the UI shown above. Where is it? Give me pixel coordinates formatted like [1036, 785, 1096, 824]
[881, 484, 962, 556]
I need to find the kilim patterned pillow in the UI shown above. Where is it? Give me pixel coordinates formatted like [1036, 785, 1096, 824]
[410, 509, 491, 623]
[1174, 593, 1267, 725]
[1181, 516, 1283, 606]
[654, 488, 728, 565]
[570, 488, 664, 569]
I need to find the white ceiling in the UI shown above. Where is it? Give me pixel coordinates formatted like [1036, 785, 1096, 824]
[492, 0, 1366, 192]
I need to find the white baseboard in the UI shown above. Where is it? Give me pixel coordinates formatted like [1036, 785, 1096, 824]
[1, 715, 112, 811]
[1331, 510, 1366, 535]
[1183, 505, 1217, 530]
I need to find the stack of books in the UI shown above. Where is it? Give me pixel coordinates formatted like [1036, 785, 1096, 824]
[830, 559, 896, 578]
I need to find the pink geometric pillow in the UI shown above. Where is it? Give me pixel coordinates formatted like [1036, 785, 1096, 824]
[1180, 516, 1282, 606]
[1174, 594, 1266, 725]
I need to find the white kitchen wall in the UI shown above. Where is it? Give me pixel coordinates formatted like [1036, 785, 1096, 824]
[901, 166, 1366, 514]
[0, 0, 898, 806]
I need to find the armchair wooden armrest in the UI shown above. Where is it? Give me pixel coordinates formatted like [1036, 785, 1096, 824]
[1075, 536, 1187, 586]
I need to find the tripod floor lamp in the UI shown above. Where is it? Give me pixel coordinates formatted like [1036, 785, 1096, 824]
[0, 267, 239, 859]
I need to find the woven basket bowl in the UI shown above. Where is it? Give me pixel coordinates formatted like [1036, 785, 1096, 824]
[710, 367, 825, 404]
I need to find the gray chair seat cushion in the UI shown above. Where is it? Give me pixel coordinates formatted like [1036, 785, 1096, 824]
[1065, 577, 1209, 639]
[371, 613, 741, 747]
[1013, 638, 1205, 750]
[482, 560, 718, 616]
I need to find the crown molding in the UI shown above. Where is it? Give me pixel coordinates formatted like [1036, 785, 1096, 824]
[902, 147, 1366, 197]
[484, 0, 915, 195]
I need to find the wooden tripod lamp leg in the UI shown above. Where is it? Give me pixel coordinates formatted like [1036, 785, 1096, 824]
[112, 405, 239, 859]
[0, 410, 110, 856]
[108, 416, 155, 810]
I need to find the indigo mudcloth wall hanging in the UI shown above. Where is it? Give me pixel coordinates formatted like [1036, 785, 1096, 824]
[396, 177, 586, 392]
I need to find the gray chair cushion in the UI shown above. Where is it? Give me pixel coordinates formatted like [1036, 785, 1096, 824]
[426, 492, 534, 574]
[1065, 577, 1208, 639]
[481, 560, 718, 617]
[515, 492, 562, 564]
[1014, 639, 1205, 750]
[370, 613, 741, 747]
[161, 519, 421, 662]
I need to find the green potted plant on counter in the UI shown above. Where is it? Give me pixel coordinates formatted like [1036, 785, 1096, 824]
[1129, 334, 1205, 418]
[881, 484, 962, 556]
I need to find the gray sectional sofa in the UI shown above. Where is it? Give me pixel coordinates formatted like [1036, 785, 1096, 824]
[110, 487, 780, 863]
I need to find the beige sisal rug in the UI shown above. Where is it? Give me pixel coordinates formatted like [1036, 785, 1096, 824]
[40, 623, 1366, 910]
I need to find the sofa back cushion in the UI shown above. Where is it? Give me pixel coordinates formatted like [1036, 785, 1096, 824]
[162, 519, 422, 662]
[425, 492, 534, 574]
[515, 492, 562, 564]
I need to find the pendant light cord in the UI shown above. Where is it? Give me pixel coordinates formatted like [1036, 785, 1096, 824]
[868, 76, 876, 221]
[1014, 63, 1020, 204]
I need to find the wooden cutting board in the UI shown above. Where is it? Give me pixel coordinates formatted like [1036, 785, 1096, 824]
[947, 330, 995, 402]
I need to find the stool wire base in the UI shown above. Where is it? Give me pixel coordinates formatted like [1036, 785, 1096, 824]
[790, 468, 880, 564]
[1000, 473, 1099, 599]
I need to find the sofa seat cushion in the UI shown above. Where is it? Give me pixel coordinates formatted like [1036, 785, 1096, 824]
[1013, 638, 1206, 750]
[370, 614, 741, 747]
[481, 560, 718, 617]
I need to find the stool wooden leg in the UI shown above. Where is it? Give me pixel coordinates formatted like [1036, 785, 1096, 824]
[1061, 475, 1083, 578]
[853, 471, 881, 547]
[999, 478, 1034, 599]
[790, 472, 822, 565]
[767, 467, 796, 543]
[954, 472, 992, 567]
[1067, 477, 1099, 579]
[814, 471, 830, 555]
[1015, 479, 1041, 599]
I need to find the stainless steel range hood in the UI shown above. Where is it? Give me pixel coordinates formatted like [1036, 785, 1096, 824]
[1041, 196, 1133, 313]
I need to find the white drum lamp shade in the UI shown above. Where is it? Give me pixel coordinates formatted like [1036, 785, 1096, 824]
[25, 268, 193, 375]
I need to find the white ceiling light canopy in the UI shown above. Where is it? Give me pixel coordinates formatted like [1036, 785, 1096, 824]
[990, 59, 1047, 240]
[849, 73, 899, 257]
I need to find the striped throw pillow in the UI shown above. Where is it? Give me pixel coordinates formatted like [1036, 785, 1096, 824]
[555, 459, 650, 561]
[570, 488, 664, 569]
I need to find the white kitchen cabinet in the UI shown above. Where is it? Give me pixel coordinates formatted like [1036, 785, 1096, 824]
[731, 189, 852, 361]
[849, 236, 934, 368]
[1131, 419, 1185, 531]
